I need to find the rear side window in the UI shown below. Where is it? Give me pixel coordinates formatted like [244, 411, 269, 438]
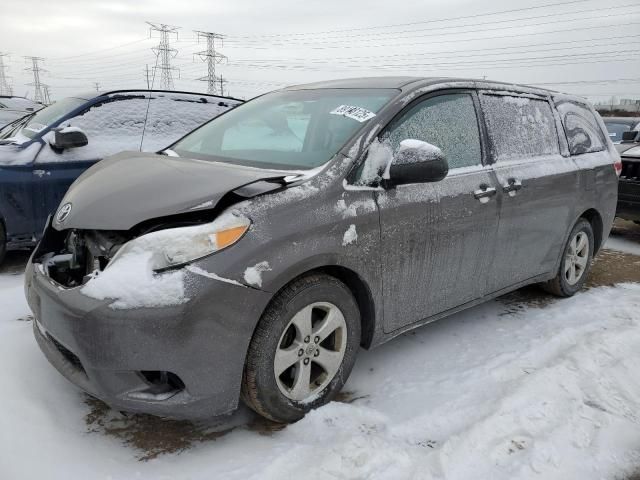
[556, 102, 605, 155]
[384, 93, 482, 169]
[480, 94, 559, 162]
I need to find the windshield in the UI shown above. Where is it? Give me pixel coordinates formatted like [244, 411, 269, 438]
[21, 97, 87, 139]
[172, 88, 397, 170]
[604, 121, 637, 143]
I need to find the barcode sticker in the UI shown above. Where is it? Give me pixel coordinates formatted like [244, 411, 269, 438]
[330, 105, 376, 123]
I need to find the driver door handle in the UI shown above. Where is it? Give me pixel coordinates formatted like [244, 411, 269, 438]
[502, 178, 523, 193]
[473, 184, 497, 200]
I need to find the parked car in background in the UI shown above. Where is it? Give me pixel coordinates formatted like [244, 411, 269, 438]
[24, 77, 619, 423]
[0, 89, 242, 264]
[602, 117, 640, 153]
[617, 145, 640, 223]
[0, 96, 43, 127]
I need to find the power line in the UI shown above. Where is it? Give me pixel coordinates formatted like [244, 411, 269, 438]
[231, 0, 594, 38]
[194, 31, 226, 94]
[147, 22, 180, 90]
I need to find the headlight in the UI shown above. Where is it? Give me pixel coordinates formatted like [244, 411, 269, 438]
[109, 211, 250, 271]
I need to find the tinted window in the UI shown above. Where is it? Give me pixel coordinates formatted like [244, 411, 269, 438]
[21, 97, 86, 139]
[556, 102, 605, 155]
[173, 88, 396, 170]
[384, 93, 482, 169]
[481, 94, 559, 162]
[604, 122, 633, 143]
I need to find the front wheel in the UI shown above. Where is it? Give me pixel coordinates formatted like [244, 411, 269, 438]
[542, 218, 594, 297]
[241, 274, 361, 423]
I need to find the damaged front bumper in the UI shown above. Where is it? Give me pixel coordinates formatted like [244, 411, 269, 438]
[24, 251, 273, 420]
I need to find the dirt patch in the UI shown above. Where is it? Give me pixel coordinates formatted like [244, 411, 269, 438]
[586, 249, 640, 288]
[499, 248, 640, 312]
[611, 219, 640, 243]
[84, 396, 235, 461]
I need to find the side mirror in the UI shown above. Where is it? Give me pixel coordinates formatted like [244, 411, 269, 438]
[52, 127, 88, 150]
[388, 139, 448, 186]
[621, 130, 639, 143]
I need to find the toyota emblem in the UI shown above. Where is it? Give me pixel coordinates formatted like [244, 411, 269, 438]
[56, 203, 72, 223]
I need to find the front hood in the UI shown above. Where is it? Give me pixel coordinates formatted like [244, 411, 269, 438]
[53, 151, 289, 231]
[615, 143, 639, 154]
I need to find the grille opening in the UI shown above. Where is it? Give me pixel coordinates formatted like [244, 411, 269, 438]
[48, 335, 86, 376]
[621, 160, 640, 181]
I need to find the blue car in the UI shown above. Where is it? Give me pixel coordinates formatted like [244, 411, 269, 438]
[0, 89, 242, 263]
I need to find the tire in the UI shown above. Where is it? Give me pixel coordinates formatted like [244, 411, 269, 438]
[542, 218, 594, 297]
[241, 273, 361, 423]
[0, 222, 6, 267]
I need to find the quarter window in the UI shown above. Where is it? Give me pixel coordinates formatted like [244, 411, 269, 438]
[556, 101, 605, 155]
[480, 94, 559, 162]
[384, 93, 482, 169]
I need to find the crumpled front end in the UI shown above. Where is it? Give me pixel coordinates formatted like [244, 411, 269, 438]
[25, 217, 273, 419]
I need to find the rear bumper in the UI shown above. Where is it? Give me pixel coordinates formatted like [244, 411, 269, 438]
[617, 178, 640, 222]
[25, 259, 272, 419]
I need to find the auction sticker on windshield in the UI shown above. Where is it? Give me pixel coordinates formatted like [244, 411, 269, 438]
[330, 105, 376, 122]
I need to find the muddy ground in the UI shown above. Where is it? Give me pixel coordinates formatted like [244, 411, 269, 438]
[3, 220, 640, 461]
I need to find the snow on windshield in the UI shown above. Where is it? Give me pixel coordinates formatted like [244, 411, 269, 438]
[35, 93, 239, 163]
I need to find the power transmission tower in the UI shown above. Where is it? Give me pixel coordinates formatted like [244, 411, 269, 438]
[0, 53, 13, 96]
[218, 75, 228, 96]
[43, 85, 51, 104]
[194, 31, 226, 95]
[93, 82, 100, 92]
[147, 22, 180, 90]
[24, 56, 48, 103]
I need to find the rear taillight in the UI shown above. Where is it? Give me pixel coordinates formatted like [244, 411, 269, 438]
[614, 158, 622, 177]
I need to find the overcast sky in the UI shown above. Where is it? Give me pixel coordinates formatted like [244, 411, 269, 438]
[0, 0, 638, 103]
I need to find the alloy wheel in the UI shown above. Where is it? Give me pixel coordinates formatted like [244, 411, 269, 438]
[274, 302, 347, 402]
[564, 231, 589, 285]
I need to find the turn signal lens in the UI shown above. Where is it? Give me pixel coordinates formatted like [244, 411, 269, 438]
[215, 225, 250, 250]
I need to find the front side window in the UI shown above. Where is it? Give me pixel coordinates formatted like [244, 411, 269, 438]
[21, 97, 86, 139]
[556, 102, 606, 155]
[383, 93, 482, 169]
[172, 88, 397, 170]
[481, 94, 559, 162]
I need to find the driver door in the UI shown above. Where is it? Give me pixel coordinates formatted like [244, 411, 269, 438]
[374, 91, 501, 333]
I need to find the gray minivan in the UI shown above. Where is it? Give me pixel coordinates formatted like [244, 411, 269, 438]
[25, 77, 620, 423]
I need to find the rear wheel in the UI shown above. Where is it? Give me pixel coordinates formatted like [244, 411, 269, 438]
[543, 219, 594, 297]
[241, 274, 361, 423]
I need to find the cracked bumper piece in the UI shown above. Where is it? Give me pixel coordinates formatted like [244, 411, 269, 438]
[25, 260, 273, 419]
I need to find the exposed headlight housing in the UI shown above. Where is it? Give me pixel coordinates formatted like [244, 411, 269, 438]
[109, 211, 250, 271]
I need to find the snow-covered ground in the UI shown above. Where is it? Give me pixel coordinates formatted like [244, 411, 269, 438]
[2, 231, 640, 480]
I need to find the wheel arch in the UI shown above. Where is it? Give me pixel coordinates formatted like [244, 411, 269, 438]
[578, 208, 604, 254]
[260, 261, 379, 350]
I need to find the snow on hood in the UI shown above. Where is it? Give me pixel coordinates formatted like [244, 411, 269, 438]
[52, 151, 290, 231]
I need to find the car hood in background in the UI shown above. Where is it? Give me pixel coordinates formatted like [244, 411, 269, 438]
[53, 151, 290, 231]
[615, 143, 640, 155]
